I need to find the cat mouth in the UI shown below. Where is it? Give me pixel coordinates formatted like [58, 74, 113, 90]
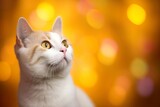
[47, 57, 68, 68]
[56, 57, 68, 65]
[64, 57, 68, 63]
[59, 57, 68, 64]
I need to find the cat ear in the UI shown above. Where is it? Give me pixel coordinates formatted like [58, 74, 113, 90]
[52, 16, 62, 35]
[17, 17, 33, 41]
[16, 17, 33, 47]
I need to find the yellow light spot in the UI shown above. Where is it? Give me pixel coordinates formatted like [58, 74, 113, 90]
[98, 39, 118, 66]
[72, 53, 98, 88]
[36, 2, 55, 21]
[0, 61, 11, 81]
[98, 52, 115, 66]
[29, 11, 48, 29]
[86, 9, 105, 29]
[78, 69, 98, 88]
[108, 86, 127, 106]
[127, 4, 146, 25]
[131, 58, 148, 79]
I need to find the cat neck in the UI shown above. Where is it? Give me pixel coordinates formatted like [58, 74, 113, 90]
[19, 70, 73, 89]
[19, 62, 71, 85]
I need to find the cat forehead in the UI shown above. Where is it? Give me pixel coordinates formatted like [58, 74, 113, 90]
[28, 32, 62, 43]
[47, 32, 62, 42]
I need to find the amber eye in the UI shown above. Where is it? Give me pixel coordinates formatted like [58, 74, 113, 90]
[41, 41, 51, 49]
[62, 40, 68, 48]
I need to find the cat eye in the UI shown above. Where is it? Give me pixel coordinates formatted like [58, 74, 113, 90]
[62, 39, 68, 48]
[41, 41, 51, 49]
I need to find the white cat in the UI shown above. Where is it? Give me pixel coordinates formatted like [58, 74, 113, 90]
[14, 17, 94, 107]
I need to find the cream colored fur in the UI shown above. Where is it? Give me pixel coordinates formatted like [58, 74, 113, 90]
[15, 17, 94, 107]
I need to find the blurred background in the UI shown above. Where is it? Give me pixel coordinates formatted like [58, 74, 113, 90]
[0, 0, 160, 107]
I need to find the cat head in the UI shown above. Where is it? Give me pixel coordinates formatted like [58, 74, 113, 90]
[15, 17, 73, 80]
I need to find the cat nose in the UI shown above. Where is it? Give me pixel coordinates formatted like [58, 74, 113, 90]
[60, 47, 67, 54]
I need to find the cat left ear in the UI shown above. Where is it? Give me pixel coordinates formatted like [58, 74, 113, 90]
[16, 17, 33, 47]
[52, 16, 62, 35]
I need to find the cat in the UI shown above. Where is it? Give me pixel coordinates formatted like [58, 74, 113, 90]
[14, 17, 94, 107]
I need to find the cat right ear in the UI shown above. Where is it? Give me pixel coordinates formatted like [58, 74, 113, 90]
[52, 16, 62, 35]
[16, 17, 33, 47]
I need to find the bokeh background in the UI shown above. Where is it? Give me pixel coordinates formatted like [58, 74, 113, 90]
[0, 0, 160, 107]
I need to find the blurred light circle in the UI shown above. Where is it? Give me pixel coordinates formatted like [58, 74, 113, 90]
[127, 4, 146, 25]
[36, 2, 55, 21]
[137, 77, 154, 97]
[86, 9, 105, 29]
[131, 58, 148, 79]
[72, 53, 98, 88]
[77, 0, 92, 15]
[0, 61, 11, 81]
[115, 75, 131, 91]
[101, 39, 118, 58]
[108, 86, 127, 106]
[98, 38, 118, 66]
[78, 68, 98, 88]
[29, 11, 47, 29]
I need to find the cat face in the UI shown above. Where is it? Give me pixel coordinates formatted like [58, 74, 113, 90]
[15, 17, 73, 79]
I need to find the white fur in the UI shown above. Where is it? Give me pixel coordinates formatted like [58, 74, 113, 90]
[15, 17, 94, 107]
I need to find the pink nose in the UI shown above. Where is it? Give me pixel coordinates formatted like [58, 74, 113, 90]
[60, 48, 67, 54]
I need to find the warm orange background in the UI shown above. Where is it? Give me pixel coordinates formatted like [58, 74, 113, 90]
[0, 0, 160, 107]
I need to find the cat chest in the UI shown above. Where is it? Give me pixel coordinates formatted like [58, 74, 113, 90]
[19, 86, 75, 107]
